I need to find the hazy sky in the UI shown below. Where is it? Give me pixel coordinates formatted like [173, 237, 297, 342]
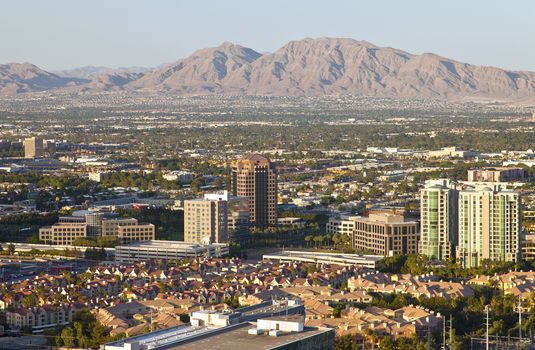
[1, 0, 534, 71]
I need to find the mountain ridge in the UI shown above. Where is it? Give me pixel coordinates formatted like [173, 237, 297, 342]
[2, 37, 535, 101]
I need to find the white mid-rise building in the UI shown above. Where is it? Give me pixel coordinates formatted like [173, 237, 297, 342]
[457, 185, 521, 267]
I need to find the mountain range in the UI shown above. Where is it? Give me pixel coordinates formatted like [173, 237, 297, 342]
[2, 37, 535, 101]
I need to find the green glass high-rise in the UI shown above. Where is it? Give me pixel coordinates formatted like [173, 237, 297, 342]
[420, 179, 459, 260]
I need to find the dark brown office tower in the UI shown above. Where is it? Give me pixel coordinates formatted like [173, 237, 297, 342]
[231, 153, 277, 228]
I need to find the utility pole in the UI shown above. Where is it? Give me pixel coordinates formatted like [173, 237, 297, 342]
[428, 322, 431, 350]
[518, 295, 522, 339]
[449, 314, 453, 350]
[443, 316, 446, 350]
[485, 305, 490, 350]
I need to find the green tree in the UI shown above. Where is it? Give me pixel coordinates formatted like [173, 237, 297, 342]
[7, 243, 15, 255]
[60, 327, 76, 347]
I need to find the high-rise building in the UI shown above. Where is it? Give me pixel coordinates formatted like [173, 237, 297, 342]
[231, 153, 277, 228]
[420, 179, 459, 260]
[227, 195, 250, 242]
[327, 213, 418, 256]
[457, 185, 521, 267]
[24, 137, 43, 159]
[184, 192, 228, 244]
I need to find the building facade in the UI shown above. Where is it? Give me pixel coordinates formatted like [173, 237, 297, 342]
[184, 192, 228, 244]
[420, 179, 459, 260]
[231, 153, 277, 228]
[327, 214, 418, 256]
[39, 212, 154, 245]
[457, 185, 521, 267]
[39, 222, 88, 246]
[114, 240, 229, 263]
[24, 137, 43, 159]
[467, 167, 526, 183]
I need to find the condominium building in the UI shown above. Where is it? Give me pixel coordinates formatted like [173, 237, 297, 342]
[24, 137, 43, 159]
[231, 153, 277, 228]
[184, 192, 228, 244]
[420, 179, 459, 260]
[457, 185, 521, 267]
[39, 212, 154, 245]
[327, 214, 418, 256]
[522, 235, 535, 261]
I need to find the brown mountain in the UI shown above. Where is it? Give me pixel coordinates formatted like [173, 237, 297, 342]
[0, 63, 87, 95]
[126, 42, 262, 94]
[123, 37, 535, 101]
[3, 38, 535, 101]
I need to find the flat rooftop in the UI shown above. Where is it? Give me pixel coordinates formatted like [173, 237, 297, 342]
[117, 240, 227, 249]
[263, 250, 382, 267]
[161, 323, 330, 350]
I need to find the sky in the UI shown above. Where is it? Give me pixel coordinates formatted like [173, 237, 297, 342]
[1, 0, 535, 71]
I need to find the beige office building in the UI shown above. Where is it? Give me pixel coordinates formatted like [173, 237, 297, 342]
[117, 224, 156, 244]
[184, 193, 228, 244]
[327, 214, 418, 256]
[231, 153, 277, 228]
[101, 218, 138, 236]
[457, 185, 521, 267]
[39, 222, 88, 246]
[39, 214, 154, 245]
[24, 137, 43, 159]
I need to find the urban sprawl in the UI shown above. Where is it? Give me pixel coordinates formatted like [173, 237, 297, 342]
[0, 96, 533, 350]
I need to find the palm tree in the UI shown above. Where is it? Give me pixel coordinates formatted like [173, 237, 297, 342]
[304, 235, 312, 248]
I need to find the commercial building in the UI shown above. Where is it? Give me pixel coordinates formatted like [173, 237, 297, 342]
[427, 146, 478, 159]
[327, 214, 418, 256]
[467, 167, 526, 183]
[39, 222, 88, 246]
[103, 300, 334, 350]
[326, 215, 357, 239]
[457, 185, 521, 267]
[420, 179, 459, 260]
[184, 192, 228, 244]
[39, 212, 154, 245]
[231, 153, 277, 228]
[24, 137, 43, 159]
[114, 240, 229, 263]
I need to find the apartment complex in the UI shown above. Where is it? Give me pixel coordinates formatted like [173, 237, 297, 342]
[457, 185, 521, 267]
[522, 235, 535, 261]
[327, 213, 418, 256]
[24, 137, 43, 159]
[420, 179, 459, 260]
[231, 153, 277, 228]
[467, 167, 526, 183]
[39, 211, 154, 245]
